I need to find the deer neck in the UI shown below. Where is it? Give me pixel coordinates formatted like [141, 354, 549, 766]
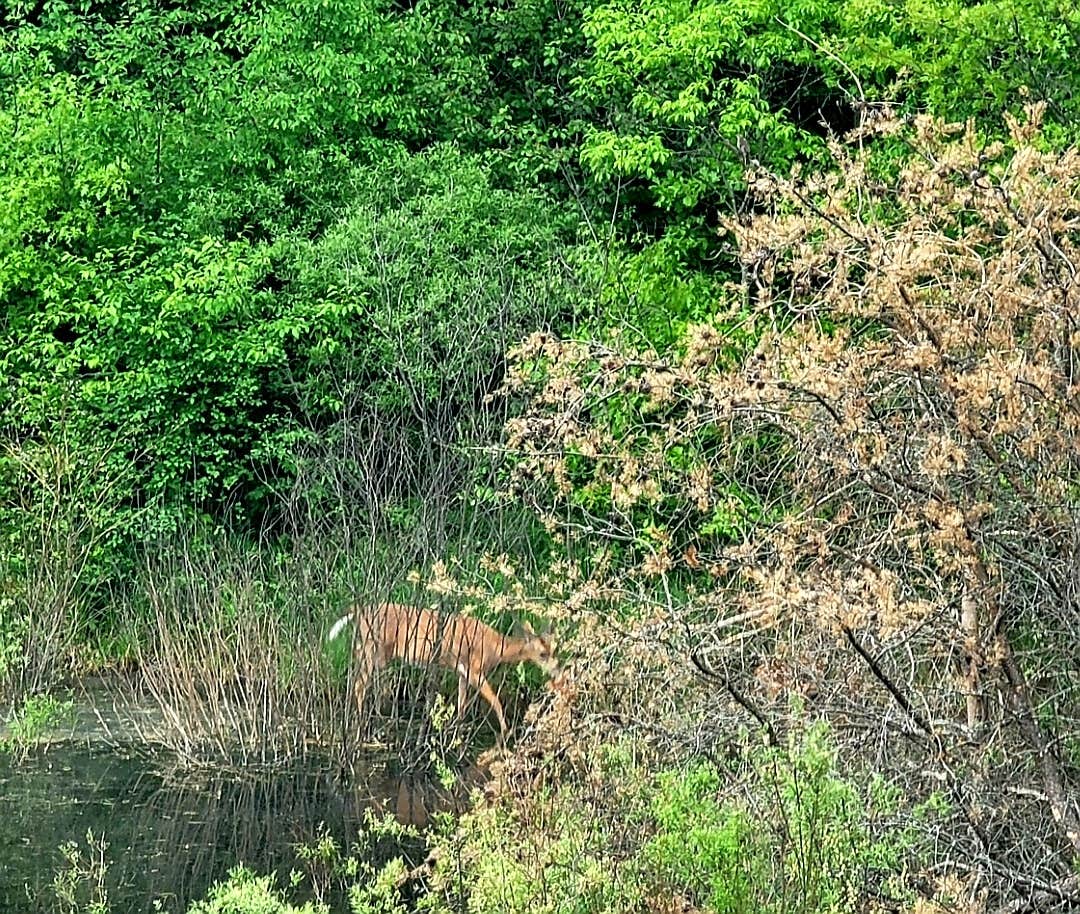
[495, 635, 532, 666]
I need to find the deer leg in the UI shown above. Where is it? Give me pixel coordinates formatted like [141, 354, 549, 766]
[352, 645, 379, 723]
[455, 666, 509, 741]
[457, 672, 469, 716]
[473, 675, 509, 742]
[352, 660, 370, 718]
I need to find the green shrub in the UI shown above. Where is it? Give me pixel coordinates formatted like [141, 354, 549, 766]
[187, 868, 327, 914]
[52, 832, 110, 914]
[638, 726, 915, 914]
[426, 802, 635, 914]
[1, 691, 74, 754]
[642, 763, 758, 914]
[423, 725, 916, 914]
[295, 145, 584, 420]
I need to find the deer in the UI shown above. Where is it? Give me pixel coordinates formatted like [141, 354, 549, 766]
[327, 602, 559, 742]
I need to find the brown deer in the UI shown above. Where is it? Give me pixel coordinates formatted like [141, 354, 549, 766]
[327, 603, 558, 741]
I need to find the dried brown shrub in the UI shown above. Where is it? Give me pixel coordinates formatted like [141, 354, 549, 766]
[505, 106, 1080, 909]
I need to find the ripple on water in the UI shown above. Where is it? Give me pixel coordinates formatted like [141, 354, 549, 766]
[0, 742, 453, 914]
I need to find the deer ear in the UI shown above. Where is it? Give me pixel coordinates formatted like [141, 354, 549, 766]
[517, 619, 537, 637]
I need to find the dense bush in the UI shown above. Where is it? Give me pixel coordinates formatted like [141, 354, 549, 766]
[572, 0, 1080, 347]
[505, 108, 1080, 903]
[187, 868, 325, 914]
[292, 147, 584, 423]
[413, 724, 915, 914]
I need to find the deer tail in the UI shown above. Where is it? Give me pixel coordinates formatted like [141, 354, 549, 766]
[327, 613, 354, 642]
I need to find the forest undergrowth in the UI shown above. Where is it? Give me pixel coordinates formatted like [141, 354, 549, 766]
[4, 0, 1080, 908]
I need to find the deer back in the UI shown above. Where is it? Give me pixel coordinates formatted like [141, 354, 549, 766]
[364, 603, 508, 676]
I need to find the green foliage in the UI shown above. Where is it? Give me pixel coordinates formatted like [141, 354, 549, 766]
[568, 0, 838, 347]
[296, 146, 584, 418]
[0, 0, 594, 550]
[0, 591, 26, 684]
[1, 691, 75, 753]
[187, 867, 327, 914]
[347, 858, 408, 914]
[0, 0, 596, 541]
[642, 764, 757, 913]
[293, 816, 415, 914]
[571, 0, 1080, 348]
[576, 0, 836, 213]
[576, 0, 1080, 214]
[427, 802, 634, 914]
[0, 0, 488, 234]
[0, 26, 309, 518]
[591, 230, 726, 349]
[454, 0, 592, 184]
[0, 410, 131, 668]
[839, 0, 1080, 129]
[424, 726, 917, 914]
[6, 0, 1057, 904]
[755, 726, 910, 913]
[52, 831, 110, 914]
[633, 726, 913, 914]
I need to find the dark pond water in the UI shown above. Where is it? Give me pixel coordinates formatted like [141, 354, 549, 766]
[0, 699, 478, 914]
[2, 745, 348, 912]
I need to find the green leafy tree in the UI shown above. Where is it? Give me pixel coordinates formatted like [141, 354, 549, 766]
[839, 0, 1080, 131]
[571, 0, 1080, 347]
[296, 147, 583, 418]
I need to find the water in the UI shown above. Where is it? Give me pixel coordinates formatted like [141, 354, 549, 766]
[0, 689, 477, 913]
